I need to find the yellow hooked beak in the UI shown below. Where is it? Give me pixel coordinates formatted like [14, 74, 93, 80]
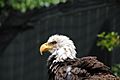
[40, 43, 54, 55]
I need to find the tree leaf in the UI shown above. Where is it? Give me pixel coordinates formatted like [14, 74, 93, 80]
[52, 0, 60, 5]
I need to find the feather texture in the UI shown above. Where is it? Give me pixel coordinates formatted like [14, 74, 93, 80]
[47, 56, 120, 80]
[47, 34, 76, 62]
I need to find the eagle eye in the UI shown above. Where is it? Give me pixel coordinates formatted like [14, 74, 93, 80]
[49, 41, 57, 45]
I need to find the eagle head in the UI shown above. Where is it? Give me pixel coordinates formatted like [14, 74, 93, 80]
[40, 34, 77, 62]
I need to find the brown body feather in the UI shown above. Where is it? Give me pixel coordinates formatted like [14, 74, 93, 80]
[47, 56, 120, 80]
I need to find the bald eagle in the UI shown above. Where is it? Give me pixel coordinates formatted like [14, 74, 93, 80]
[40, 34, 120, 80]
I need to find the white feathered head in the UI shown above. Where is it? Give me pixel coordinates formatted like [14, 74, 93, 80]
[40, 34, 77, 62]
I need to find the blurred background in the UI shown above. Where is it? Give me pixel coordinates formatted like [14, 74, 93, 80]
[0, 0, 120, 80]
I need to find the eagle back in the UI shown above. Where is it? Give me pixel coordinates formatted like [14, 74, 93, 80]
[47, 56, 119, 80]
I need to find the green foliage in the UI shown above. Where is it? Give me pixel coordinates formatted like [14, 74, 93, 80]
[0, 0, 67, 12]
[97, 32, 120, 52]
[0, 0, 4, 7]
[112, 64, 120, 76]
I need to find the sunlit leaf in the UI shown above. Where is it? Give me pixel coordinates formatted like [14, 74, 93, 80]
[97, 32, 120, 52]
[97, 32, 105, 38]
[20, 2, 26, 12]
[44, 2, 50, 7]
[26, 0, 31, 7]
[52, 0, 60, 5]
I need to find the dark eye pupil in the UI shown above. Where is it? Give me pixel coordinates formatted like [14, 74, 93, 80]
[50, 41, 57, 44]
